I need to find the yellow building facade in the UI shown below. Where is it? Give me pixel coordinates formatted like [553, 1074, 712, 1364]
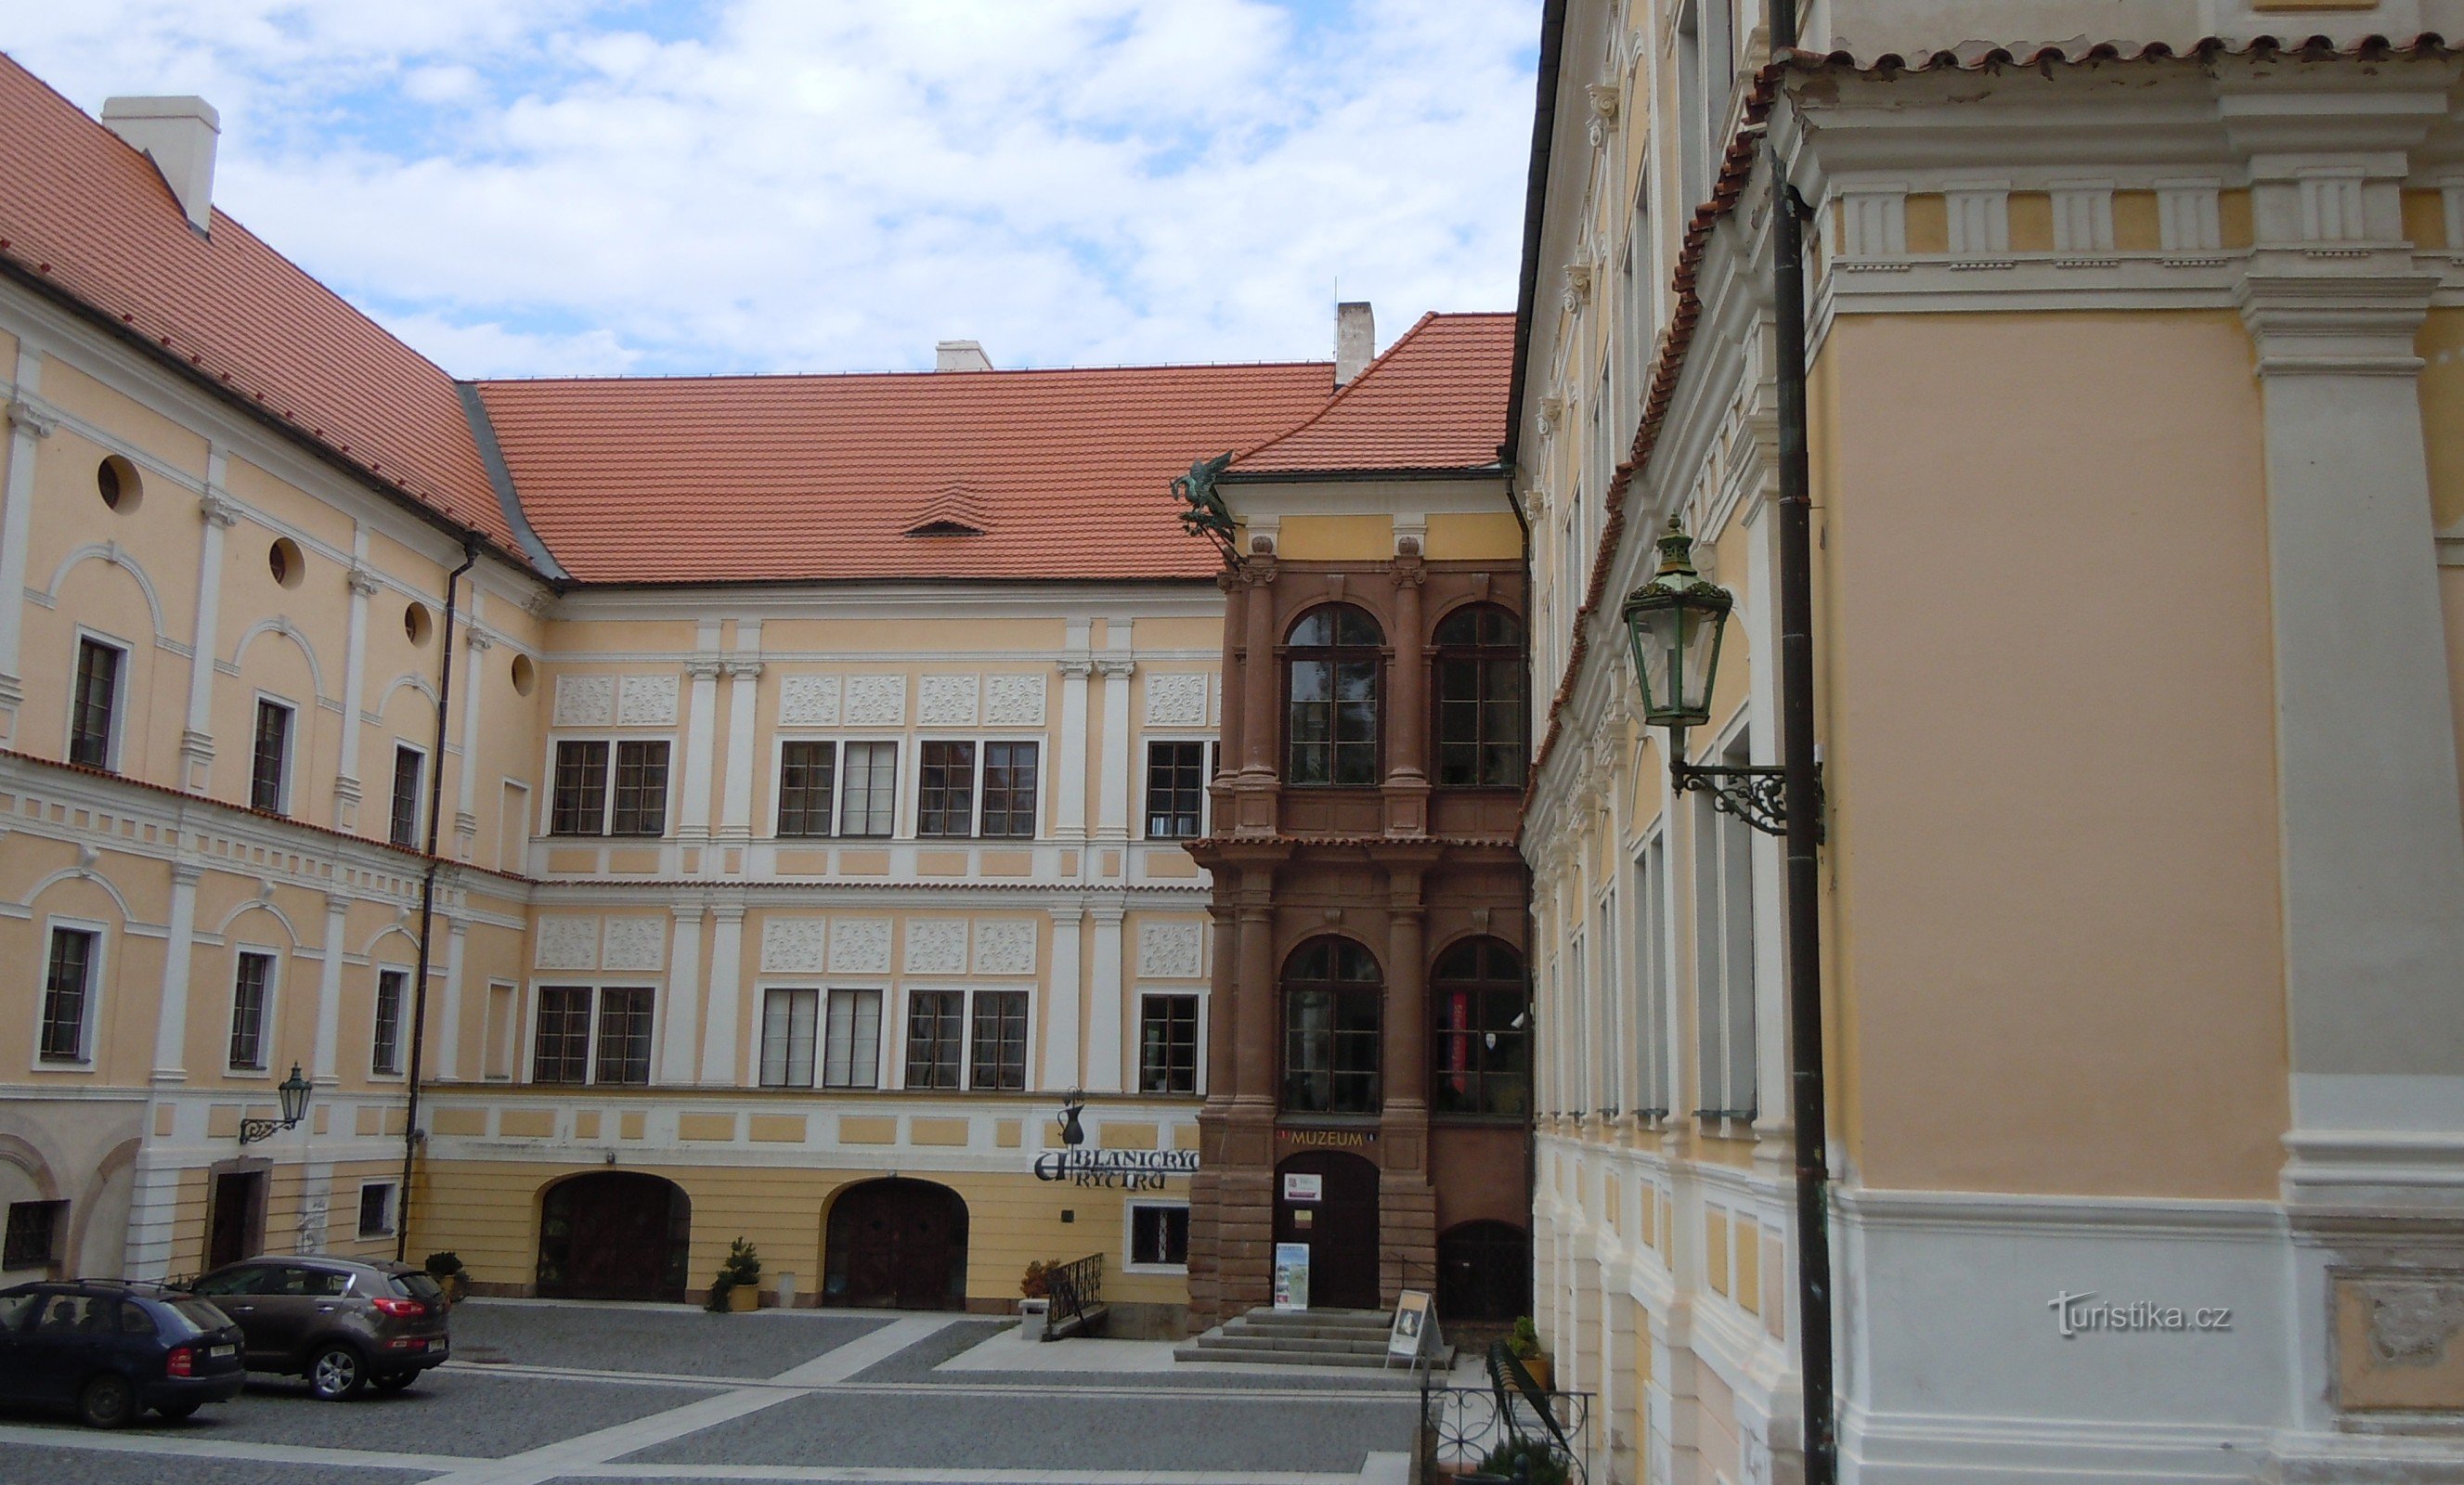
[1517, 3, 2464, 1480]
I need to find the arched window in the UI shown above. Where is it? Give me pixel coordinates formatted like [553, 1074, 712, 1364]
[1430, 936, 1528, 1117]
[1281, 936, 1383, 1114]
[1286, 604, 1382, 787]
[1433, 604, 1525, 788]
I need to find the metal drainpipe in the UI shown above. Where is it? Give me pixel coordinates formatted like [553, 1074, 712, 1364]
[396, 537, 478, 1264]
[1767, 2, 1838, 1481]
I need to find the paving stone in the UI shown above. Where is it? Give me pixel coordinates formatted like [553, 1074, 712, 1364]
[450, 1299, 888, 1377]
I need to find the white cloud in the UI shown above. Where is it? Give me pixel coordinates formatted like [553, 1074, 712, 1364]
[3, 0, 1538, 377]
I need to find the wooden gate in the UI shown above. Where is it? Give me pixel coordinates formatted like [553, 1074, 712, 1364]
[536, 1173, 692, 1301]
[1274, 1150, 1381, 1309]
[823, 1179, 969, 1311]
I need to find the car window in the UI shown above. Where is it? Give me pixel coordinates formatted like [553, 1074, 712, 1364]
[190, 1266, 268, 1298]
[33, 1294, 110, 1335]
[170, 1300, 230, 1335]
[394, 1273, 444, 1304]
[0, 1293, 34, 1332]
[119, 1302, 158, 1336]
[281, 1267, 351, 1298]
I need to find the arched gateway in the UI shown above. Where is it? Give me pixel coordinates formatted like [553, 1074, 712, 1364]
[537, 1172, 692, 1301]
[823, 1178, 969, 1311]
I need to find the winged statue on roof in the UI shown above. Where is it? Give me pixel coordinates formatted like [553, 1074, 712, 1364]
[1173, 451, 1238, 565]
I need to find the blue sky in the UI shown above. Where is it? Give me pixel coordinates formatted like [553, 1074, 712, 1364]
[5, 0, 1541, 377]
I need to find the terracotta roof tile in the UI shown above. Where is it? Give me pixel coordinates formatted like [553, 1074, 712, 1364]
[0, 56, 513, 549]
[473, 363, 1341, 584]
[1231, 312, 1515, 475]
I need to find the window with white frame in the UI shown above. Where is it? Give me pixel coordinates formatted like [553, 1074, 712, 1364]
[823, 988, 883, 1089]
[38, 925, 98, 1064]
[531, 985, 655, 1086]
[1138, 993, 1200, 1094]
[250, 699, 294, 814]
[759, 988, 818, 1088]
[1631, 833, 1671, 1118]
[916, 740, 1039, 839]
[389, 744, 424, 848]
[1127, 1202, 1189, 1270]
[357, 1182, 396, 1238]
[1693, 732, 1758, 1119]
[228, 950, 275, 1071]
[372, 968, 408, 1077]
[549, 739, 670, 836]
[772, 739, 900, 838]
[68, 636, 123, 771]
[903, 988, 1026, 1091]
[1144, 740, 1210, 838]
[1595, 884, 1619, 1114]
[1619, 171, 1654, 449]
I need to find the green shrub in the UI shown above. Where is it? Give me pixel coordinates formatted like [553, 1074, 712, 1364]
[1508, 1315, 1541, 1359]
[1475, 1436, 1568, 1485]
[422, 1251, 464, 1278]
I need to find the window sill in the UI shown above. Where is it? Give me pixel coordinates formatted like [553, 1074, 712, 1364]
[1122, 1261, 1189, 1276]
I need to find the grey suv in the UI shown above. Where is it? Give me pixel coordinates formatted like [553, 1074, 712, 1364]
[189, 1256, 450, 1400]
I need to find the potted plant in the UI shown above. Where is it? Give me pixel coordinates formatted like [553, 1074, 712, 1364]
[1508, 1315, 1552, 1391]
[423, 1251, 467, 1303]
[1018, 1260, 1051, 1340]
[1473, 1434, 1569, 1485]
[707, 1237, 762, 1312]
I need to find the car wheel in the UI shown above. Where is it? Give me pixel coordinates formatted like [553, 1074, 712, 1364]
[154, 1401, 201, 1422]
[306, 1343, 366, 1401]
[77, 1374, 137, 1429]
[371, 1371, 416, 1393]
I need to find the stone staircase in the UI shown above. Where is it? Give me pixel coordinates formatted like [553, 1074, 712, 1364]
[1174, 1306, 1405, 1368]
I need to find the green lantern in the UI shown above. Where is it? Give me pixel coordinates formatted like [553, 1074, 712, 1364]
[1619, 517, 1732, 729]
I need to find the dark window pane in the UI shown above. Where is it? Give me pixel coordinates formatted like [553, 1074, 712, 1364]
[969, 990, 1029, 1091]
[1433, 604, 1526, 789]
[389, 746, 423, 847]
[1280, 936, 1382, 1114]
[1139, 994, 1200, 1094]
[611, 742, 669, 836]
[980, 742, 1039, 839]
[916, 741, 977, 837]
[1131, 1205, 1189, 1266]
[550, 742, 609, 836]
[250, 701, 292, 813]
[594, 988, 654, 1085]
[1286, 606, 1381, 788]
[1430, 936, 1529, 1117]
[2, 1200, 63, 1270]
[1145, 741, 1206, 838]
[533, 987, 592, 1084]
[40, 927, 94, 1062]
[228, 952, 271, 1070]
[776, 741, 837, 837]
[371, 969, 406, 1075]
[70, 639, 120, 769]
[904, 990, 965, 1090]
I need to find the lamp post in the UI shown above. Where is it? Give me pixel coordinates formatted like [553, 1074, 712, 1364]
[239, 1063, 312, 1144]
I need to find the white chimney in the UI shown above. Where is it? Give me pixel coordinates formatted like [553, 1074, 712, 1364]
[934, 340, 994, 372]
[1335, 301, 1375, 385]
[102, 96, 221, 235]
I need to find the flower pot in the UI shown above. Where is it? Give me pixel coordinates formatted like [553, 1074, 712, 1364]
[1517, 1353, 1552, 1391]
[727, 1283, 760, 1311]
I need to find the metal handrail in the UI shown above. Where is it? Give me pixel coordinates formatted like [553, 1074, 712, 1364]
[1044, 1253, 1103, 1337]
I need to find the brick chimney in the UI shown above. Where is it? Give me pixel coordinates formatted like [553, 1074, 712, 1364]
[934, 340, 994, 372]
[103, 96, 220, 235]
[1334, 302, 1374, 385]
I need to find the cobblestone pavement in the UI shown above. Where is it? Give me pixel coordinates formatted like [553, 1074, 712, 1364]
[0, 1299, 1420, 1485]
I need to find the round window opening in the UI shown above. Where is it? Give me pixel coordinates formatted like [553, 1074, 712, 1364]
[510, 652, 537, 697]
[404, 601, 434, 646]
[267, 537, 305, 589]
[97, 456, 142, 513]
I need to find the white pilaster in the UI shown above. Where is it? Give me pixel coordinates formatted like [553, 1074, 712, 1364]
[662, 907, 705, 1085]
[311, 893, 348, 1082]
[1085, 902, 1125, 1092]
[183, 473, 239, 792]
[435, 920, 468, 1080]
[718, 659, 762, 843]
[151, 861, 202, 1080]
[333, 540, 377, 822]
[1094, 656, 1136, 846]
[1042, 905, 1084, 1090]
[0, 349, 54, 738]
[455, 620, 489, 848]
[698, 906, 746, 1085]
[1056, 656, 1094, 845]
[677, 659, 721, 846]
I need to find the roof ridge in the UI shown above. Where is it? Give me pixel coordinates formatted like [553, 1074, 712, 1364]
[473, 357, 1342, 389]
[1231, 310, 1440, 465]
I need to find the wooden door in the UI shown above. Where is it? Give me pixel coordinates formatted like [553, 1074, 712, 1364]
[824, 1180, 968, 1311]
[537, 1173, 691, 1301]
[206, 1170, 265, 1271]
[1274, 1151, 1381, 1310]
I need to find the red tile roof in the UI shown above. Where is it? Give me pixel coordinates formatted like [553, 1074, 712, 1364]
[473, 363, 1342, 583]
[1230, 312, 1514, 475]
[0, 55, 515, 549]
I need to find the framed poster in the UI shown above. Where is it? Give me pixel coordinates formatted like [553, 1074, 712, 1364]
[1282, 1172, 1323, 1203]
[1272, 1242, 1311, 1311]
[1389, 1289, 1433, 1360]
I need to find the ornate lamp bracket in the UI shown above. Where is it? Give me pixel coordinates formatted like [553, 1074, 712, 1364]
[1670, 756, 1819, 840]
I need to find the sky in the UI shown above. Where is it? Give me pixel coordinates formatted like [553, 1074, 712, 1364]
[2, 0, 1542, 379]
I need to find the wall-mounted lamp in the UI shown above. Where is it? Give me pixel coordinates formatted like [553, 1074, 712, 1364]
[239, 1063, 312, 1144]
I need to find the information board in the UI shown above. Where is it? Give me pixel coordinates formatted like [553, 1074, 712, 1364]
[1272, 1242, 1311, 1311]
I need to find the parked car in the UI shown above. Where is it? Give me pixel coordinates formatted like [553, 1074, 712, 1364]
[188, 1255, 450, 1400]
[0, 1280, 247, 1427]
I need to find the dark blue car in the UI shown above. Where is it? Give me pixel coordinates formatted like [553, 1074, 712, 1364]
[0, 1281, 247, 1427]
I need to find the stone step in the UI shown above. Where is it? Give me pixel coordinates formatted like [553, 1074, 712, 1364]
[1174, 1338, 1395, 1368]
[1194, 1332, 1389, 1357]
[1221, 1320, 1391, 1344]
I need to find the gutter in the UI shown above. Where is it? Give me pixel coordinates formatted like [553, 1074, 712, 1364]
[1499, 0, 1569, 485]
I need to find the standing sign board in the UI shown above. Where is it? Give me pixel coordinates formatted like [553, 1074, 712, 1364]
[1388, 1289, 1437, 1365]
[1272, 1242, 1311, 1311]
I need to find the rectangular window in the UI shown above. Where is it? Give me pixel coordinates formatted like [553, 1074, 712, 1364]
[357, 1183, 396, 1238]
[2, 1199, 64, 1270]
[250, 700, 293, 813]
[916, 741, 976, 837]
[593, 988, 655, 1086]
[1129, 1204, 1189, 1268]
[610, 742, 669, 836]
[550, 741, 609, 835]
[903, 990, 965, 1091]
[532, 986, 592, 1084]
[69, 638, 121, 770]
[823, 988, 882, 1090]
[1693, 737, 1758, 1120]
[969, 990, 1029, 1091]
[1145, 741, 1206, 839]
[1633, 836, 1671, 1118]
[840, 741, 898, 838]
[371, 969, 407, 1076]
[228, 951, 273, 1071]
[1282, 988, 1381, 1115]
[759, 988, 819, 1088]
[979, 742, 1039, 839]
[1139, 994, 1200, 1094]
[39, 927, 96, 1063]
[389, 745, 424, 848]
[775, 741, 837, 837]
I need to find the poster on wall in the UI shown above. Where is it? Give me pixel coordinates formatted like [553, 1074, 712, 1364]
[1272, 1242, 1311, 1311]
[1282, 1173, 1323, 1203]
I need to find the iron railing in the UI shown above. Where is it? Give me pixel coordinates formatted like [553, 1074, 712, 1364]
[1043, 1252, 1102, 1340]
[1418, 1342, 1591, 1484]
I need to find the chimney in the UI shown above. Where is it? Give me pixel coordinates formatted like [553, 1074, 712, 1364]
[103, 96, 221, 235]
[1334, 301, 1375, 385]
[934, 340, 994, 372]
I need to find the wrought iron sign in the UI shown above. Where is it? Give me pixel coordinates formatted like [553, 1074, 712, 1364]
[1031, 1148, 1200, 1191]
